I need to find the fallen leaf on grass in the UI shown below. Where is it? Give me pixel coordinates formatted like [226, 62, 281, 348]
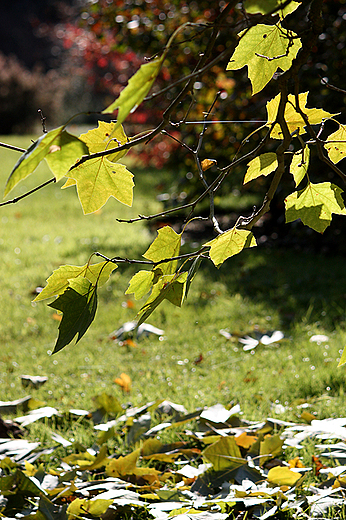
[114, 373, 132, 393]
[21, 375, 48, 389]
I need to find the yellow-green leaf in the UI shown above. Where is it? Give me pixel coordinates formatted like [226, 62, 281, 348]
[267, 466, 302, 487]
[204, 228, 257, 267]
[243, 153, 278, 184]
[125, 270, 157, 300]
[226, 23, 301, 95]
[203, 437, 243, 472]
[290, 147, 310, 187]
[338, 347, 346, 367]
[143, 226, 181, 274]
[106, 448, 140, 478]
[67, 498, 113, 518]
[34, 261, 116, 302]
[45, 131, 89, 181]
[244, 0, 301, 17]
[67, 156, 134, 214]
[259, 434, 283, 466]
[102, 57, 164, 132]
[266, 92, 336, 139]
[79, 121, 129, 162]
[285, 181, 346, 233]
[324, 124, 346, 164]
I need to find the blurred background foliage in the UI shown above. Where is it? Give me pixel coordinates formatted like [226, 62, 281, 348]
[1, 0, 346, 247]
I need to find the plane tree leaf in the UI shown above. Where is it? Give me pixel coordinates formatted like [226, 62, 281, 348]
[34, 261, 116, 302]
[290, 147, 310, 187]
[79, 121, 129, 163]
[203, 437, 243, 472]
[204, 228, 257, 267]
[4, 127, 87, 196]
[266, 92, 336, 139]
[243, 0, 301, 17]
[243, 153, 278, 184]
[67, 498, 113, 518]
[102, 56, 164, 132]
[285, 181, 346, 233]
[324, 124, 346, 164]
[125, 269, 162, 300]
[137, 272, 188, 326]
[143, 226, 181, 274]
[226, 23, 301, 95]
[259, 434, 283, 466]
[267, 466, 303, 487]
[48, 277, 98, 353]
[66, 156, 134, 214]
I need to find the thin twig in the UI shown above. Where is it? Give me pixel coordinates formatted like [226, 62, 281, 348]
[0, 178, 56, 207]
[0, 142, 26, 153]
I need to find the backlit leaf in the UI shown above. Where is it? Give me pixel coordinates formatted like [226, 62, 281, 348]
[34, 261, 116, 302]
[244, 0, 301, 17]
[266, 92, 335, 139]
[102, 57, 164, 132]
[66, 156, 134, 214]
[143, 226, 181, 274]
[243, 153, 278, 184]
[48, 277, 97, 353]
[204, 228, 257, 267]
[45, 131, 89, 181]
[67, 498, 113, 517]
[267, 466, 302, 487]
[226, 23, 301, 95]
[125, 270, 157, 300]
[79, 121, 129, 163]
[324, 124, 346, 164]
[290, 147, 310, 187]
[285, 182, 346, 233]
[337, 347, 346, 367]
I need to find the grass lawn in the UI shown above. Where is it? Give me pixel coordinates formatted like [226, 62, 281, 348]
[1, 134, 346, 426]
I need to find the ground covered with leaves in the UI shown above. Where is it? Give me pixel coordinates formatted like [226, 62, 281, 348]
[2, 397, 346, 519]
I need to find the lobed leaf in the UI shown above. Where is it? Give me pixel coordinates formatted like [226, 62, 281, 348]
[102, 57, 164, 133]
[204, 228, 257, 267]
[143, 226, 181, 274]
[243, 153, 278, 184]
[203, 437, 243, 472]
[34, 261, 116, 302]
[290, 147, 310, 187]
[266, 92, 336, 139]
[226, 23, 301, 95]
[66, 157, 134, 214]
[79, 121, 129, 163]
[285, 181, 346, 233]
[324, 124, 346, 164]
[45, 131, 89, 181]
[243, 0, 301, 17]
[125, 269, 160, 300]
[48, 277, 97, 353]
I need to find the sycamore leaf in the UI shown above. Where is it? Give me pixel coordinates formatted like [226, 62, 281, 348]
[34, 261, 116, 302]
[266, 92, 336, 139]
[125, 269, 162, 300]
[143, 226, 181, 275]
[204, 228, 257, 267]
[324, 124, 346, 164]
[259, 434, 283, 466]
[45, 131, 89, 181]
[102, 57, 164, 131]
[243, 153, 278, 184]
[48, 277, 97, 353]
[79, 121, 129, 163]
[203, 437, 243, 472]
[226, 23, 301, 95]
[137, 272, 188, 326]
[244, 0, 301, 17]
[66, 156, 134, 214]
[106, 448, 140, 478]
[290, 147, 310, 187]
[67, 498, 113, 517]
[285, 181, 346, 233]
[338, 347, 346, 367]
[4, 127, 86, 196]
[267, 466, 303, 487]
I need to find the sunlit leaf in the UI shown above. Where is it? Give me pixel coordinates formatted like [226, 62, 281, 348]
[324, 124, 346, 164]
[203, 437, 243, 472]
[266, 92, 336, 139]
[260, 434, 283, 466]
[226, 23, 301, 95]
[102, 57, 164, 131]
[267, 466, 303, 487]
[290, 146, 310, 187]
[243, 153, 278, 184]
[67, 498, 113, 517]
[48, 277, 97, 353]
[106, 448, 140, 478]
[79, 121, 129, 162]
[125, 269, 158, 300]
[285, 181, 346, 233]
[45, 131, 89, 181]
[243, 0, 301, 17]
[338, 347, 346, 367]
[66, 156, 134, 214]
[143, 226, 181, 274]
[34, 261, 116, 302]
[114, 373, 132, 393]
[204, 228, 257, 267]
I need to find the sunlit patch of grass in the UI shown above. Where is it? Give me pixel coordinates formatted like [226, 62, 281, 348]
[1, 135, 346, 434]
